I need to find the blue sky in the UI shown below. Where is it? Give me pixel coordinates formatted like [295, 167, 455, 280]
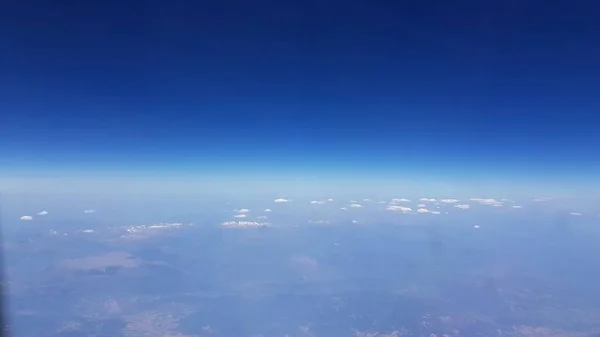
[1, 0, 599, 196]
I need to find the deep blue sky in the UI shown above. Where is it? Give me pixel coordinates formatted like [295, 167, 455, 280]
[1, 0, 600, 192]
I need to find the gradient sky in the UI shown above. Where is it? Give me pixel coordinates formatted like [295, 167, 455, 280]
[1, 0, 599, 196]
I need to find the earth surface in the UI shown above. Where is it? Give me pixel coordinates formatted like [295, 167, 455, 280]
[2, 197, 600, 337]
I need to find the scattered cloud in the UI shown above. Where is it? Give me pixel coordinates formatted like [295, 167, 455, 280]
[390, 198, 410, 203]
[37, 210, 48, 215]
[124, 223, 188, 237]
[235, 208, 250, 213]
[233, 214, 247, 218]
[512, 205, 523, 209]
[221, 221, 267, 228]
[264, 208, 272, 212]
[386, 205, 412, 213]
[310, 200, 326, 205]
[454, 204, 470, 210]
[352, 220, 358, 224]
[308, 220, 330, 224]
[340, 207, 348, 211]
[326, 198, 334, 202]
[470, 198, 503, 207]
[83, 209, 96, 214]
[49, 229, 65, 236]
[440, 199, 459, 203]
[362, 199, 371, 202]
[417, 203, 426, 208]
[20, 215, 33, 221]
[417, 208, 440, 214]
[256, 215, 268, 220]
[349, 203, 363, 208]
[419, 198, 436, 202]
[473, 224, 481, 229]
[274, 198, 290, 203]
[570, 212, 582, 216]
[532, 198, 548, 202]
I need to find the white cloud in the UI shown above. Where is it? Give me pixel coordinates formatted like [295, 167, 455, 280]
[310, 200, 325, 205]
[349, 203, 363, 208]
[221, 221, 267, 228]
[512, 205, 523, 209]
[532, 198, 548, 202]
[37, 210, 48, 215]
[390, 198, 410, 203]
[470, 198, 503, 207]
[352, 220, 358, 224]
[233, 214, 247, 218]
[264, 208, 272, 212]
[473, 224, 480, 229]
[454, 204, 470, 210]
[256, 215, 268, 220]
[326, 198, 334, 202]
[308, 219, 330, 224]
[340, 207, 348, 211]
[440, 199, 459, 203]
[386, 205, 412, 213]
[417, 208, 430, 213]
[125, 222, 188, 234]
[83, 209, 96, 214]
[274, 198, 290, 203]
[235, 208, 250, 213]
[417, 203, 426, 208]
[431, 211, 441, 215]
[570, 212, 582, 216]
[362, 199, 371, 202]
[419, 198, 436, 202]
[20, 215, 33, 221]
[118, 223, 191, 239]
